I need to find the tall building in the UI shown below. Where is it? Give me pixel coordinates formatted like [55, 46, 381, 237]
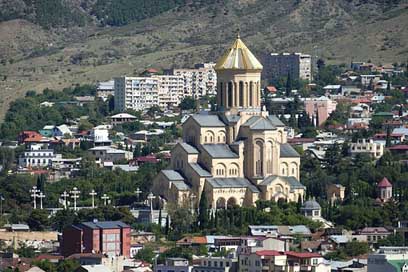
[61, 221, 131, 257]
[153, 35, 305, 209]
[114, 75, 184, 111]
[172, 63, 217, 98]
[263, 53, 312, 82]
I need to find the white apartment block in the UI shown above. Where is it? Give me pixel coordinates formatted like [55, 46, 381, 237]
[172, 63, 217, 98]
[263, 53, 312, 82]
[114, 75, 184, 111]
[349, 139, 384, 159]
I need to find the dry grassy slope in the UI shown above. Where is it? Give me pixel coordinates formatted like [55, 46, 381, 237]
[0, 0, 407, 119]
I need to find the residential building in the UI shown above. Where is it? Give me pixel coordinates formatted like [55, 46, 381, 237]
[153, 35, 305, 208]
[239, 250, 287, 272]
[90, 127, 111, 147]
[192, 257, 238, 272]
[263, 53, 312, 82]
[18, 144, 60, 168]
[155, 258, 190, 272]
[368, 247, 408, 272]
[114, 75, 185, 111]
[96, 80, 115, 101]
[88, 146, 133, 163]
[172, 63, 217, 98]
[109, 113, 137, 126]
[286, 251, 330, 272]
[349, 139, 384, 159]
[304, 96, 337, 126]
[131, 129, 165, 142]
[61, 221, 131, 257]
[360, 227, 391, 244]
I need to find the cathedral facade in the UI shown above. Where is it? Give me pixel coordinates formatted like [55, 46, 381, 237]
[153, 35, 305, 209]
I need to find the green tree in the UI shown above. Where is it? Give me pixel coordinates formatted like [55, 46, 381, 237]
[27, 209, 50, 231]
[179, 96, 197, 111]
[198, 190, 209, 229]
[135, 247, 155, 263]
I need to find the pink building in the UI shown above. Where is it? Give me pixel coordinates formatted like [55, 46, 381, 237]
[304, 96, 337, 126]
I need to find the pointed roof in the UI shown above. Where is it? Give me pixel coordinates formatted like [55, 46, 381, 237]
[378, 177, 392, 188]
[214, 35, 263, 71]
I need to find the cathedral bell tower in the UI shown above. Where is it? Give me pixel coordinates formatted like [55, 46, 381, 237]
[214, 33, 263, 112]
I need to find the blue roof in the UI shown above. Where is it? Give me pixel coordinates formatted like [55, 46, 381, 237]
[189, 163, 212, 177]
[242, 116, 276, 130]
[267, 115, 285, 126]
[201, 144, 239, 158]
[161, 170, 184, 181]
[190, 114, 225, 127]
[81, 221, 130, 229]
[206, 177, 260, 193]
[280, 143, 300, 158]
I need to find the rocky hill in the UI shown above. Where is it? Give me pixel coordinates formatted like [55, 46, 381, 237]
[0, 0, 407, 118]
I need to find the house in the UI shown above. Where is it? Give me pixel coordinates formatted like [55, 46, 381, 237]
[131, 129, 165, 142]
[239, 250, 287, 272]
[323, 85, 342, 93]
[110, 113, 138, 126]
[88, 146, 133, 163]
[75, 264, 112, 272]
[18, 131, 49, 145]
[18, 143, 61, 168]
[359, 227, 391, 244]
[377, 177, 393, 202]
[368, 247, 408, 272]
[286, 251, 330, 272]
[90, 127, 111, 147]
[388, 144, 408, 156]
[53, 124, 73, 137]
[326, 184, 345, 204]
[300, 199, 333, 228]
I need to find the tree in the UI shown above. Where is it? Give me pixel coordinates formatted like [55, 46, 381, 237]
[285, 72, 292, 97]
[179, 96, 197, 111]
[198, 190, 209, 229]
[56, 259, 80, 272]
[135, 247, 155, 263]
[27, 209, 50, 231]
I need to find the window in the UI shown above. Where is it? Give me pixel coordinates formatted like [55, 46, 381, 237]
[239, 81, 244, 107]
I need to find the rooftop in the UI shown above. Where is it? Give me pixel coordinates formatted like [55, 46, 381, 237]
[80, 221, 130, 229]
[201, 144, 239, 158]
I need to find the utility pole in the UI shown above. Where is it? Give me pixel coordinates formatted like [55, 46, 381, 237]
[30, 186, 40, 209]
[61, 191, 69, 209]
[101, 194, 110, 206]
[38, 192, 45, 210]
[89, 189, 97, 208]
[70, 187, 80, 211]
[147, 192, 155, 224]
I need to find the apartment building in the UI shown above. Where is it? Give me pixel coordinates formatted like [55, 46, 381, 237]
[61, 221, 131, 258]
[114, 75, 184, 111]
[263, 53, 312, 82]
[172, 63, 217, 98]
[18, 143, 61, 168]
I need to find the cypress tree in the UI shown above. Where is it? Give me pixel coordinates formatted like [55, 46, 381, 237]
[158, 208, 162, 227]
[165, 215, 169, 235]
[198, 190, 209, 229]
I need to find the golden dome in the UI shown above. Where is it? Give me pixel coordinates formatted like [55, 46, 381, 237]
[215, 35, 263, 71]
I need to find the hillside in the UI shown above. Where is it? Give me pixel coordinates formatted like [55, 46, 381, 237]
[0, 0, 407, 119]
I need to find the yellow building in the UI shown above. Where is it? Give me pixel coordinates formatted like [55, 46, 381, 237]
[153, 35, 305, 209]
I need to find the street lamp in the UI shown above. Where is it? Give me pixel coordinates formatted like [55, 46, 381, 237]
[70, 187, 80, 211]
[89, 189, 97, 208]
[61, 191, 69, 209]
[135, 187, 142, 202]
[38, 192, 45, 210]
[101, 194, 110, 206]
[29, 186, 40, 209]
[147, 192, 155, 223]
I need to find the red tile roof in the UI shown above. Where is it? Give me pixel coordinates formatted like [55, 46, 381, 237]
[265, 86, 277, 93]
[255, 250, 285, 257]
[388, 145, 408, 150]
[285, 251, 321, 258]
[377, 177, 392, 188]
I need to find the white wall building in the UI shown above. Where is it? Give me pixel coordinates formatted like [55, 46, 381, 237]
[114, 75, 184, 111]
[350, 139, 384, 159]
[88, 146, 133, 163]
[263, 53, 312, 82]
[18, 144, 60, 168]
[172, 63, 217, 98]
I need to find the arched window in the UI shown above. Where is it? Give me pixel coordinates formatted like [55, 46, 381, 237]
[239, 81, 244, 107]
[249, 81, 253, 106]
[228, 82, 233, 107]
[255, 141, 263, 176]
[215, 163, 226, 177]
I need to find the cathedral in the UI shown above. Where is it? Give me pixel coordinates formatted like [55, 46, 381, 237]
[153, 35, 305, 209]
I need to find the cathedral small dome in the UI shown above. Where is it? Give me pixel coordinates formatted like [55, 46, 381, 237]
[301, 200, 321, 210]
